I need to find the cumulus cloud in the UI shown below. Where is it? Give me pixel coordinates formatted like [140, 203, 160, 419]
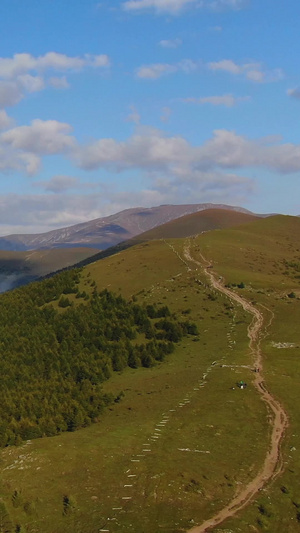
[0, 119, 76, 175]
[208, 59, 283, 83]
[0, 81, 23, 108]
[159, 38, 182, 48]
[0, 52, 110, 109]
[2, 123, 300, 230]
[0, 52, 110, 79]
[0, 77, 46, 109]
[17, 74, 45, 93]
[76, 127, 195, 171]
[136, 63, 178, 79]
[181, 94, 250, 106]
[0, 144, 40, 175]
[136, 59, 198, 79]
[209, 59, 241, 74]
[1, 119, 75, 155]
[75, 127, 300, 177]
[198, 129, 300, 173]
[0, 110, 14, 130]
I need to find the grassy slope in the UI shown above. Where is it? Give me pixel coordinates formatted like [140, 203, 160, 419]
[130, 208, 260, 242]
[0, 214, 299, 532]
[71, 208, 261, 273]
[0, 238, 268, 533]
[187, 214, 300, 532]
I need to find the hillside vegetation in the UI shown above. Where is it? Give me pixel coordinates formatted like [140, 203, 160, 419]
[0, 269, 197, 447]
[0, 213, 298, 532]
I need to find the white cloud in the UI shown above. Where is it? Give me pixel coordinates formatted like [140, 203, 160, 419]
[17, 74, 45, 93]
[2, 122, 300, 227]
[0, 76, 50, 109]
[1, 119, 75, 155]
[0, 110, 14, 130]
[123, 0, 197, 14]
[0, 144, 40, 175]
[0, 52, 110, 79]
[122, 0, 246, 13]
[0, 119, 76, 175]
[5, 125, 300, 233]
[136, 59, 198, 79]
[245, 69, 264, 82]
[209, 59, 242, 74]
[0, 169, 254, 235]
[136, 63, 178, 79]
[0, 54, 36, 79]
[198, 129, 300, 173]
[0, 52, 110, 109]
[0, 81, 23, 108]
[75, 126, 300, 177]
[181, 94, 250, 106]
[159, 38, 182, 48]
[76, 127, 195, 171]
[208, 59, 283, 83]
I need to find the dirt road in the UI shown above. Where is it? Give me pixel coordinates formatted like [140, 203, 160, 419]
[184, 240, 288, 533]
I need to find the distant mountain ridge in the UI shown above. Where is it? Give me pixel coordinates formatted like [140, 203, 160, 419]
[0, 203, 261, 252]
[130, 208, 260, 242]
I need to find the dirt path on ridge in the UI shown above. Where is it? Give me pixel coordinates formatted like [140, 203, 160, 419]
[183, 239, 289, 533]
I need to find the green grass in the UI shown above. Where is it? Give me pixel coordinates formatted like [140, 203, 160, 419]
[1, 215, 300, 532]
[0, 237, 270, 533]
[184, 216, 300, 532]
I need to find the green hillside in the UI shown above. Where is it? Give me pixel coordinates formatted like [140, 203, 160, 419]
[73, 208, 261, 272]
[0, 214, 298, 532]
[130, 207, 260, 242]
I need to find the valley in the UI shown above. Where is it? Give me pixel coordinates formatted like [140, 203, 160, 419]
[0, 248, 98, 292]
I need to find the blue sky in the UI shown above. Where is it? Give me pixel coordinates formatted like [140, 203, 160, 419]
[0, 0, 299, 234]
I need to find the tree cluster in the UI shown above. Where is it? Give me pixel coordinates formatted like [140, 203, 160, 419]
[0, 270, 198, 446]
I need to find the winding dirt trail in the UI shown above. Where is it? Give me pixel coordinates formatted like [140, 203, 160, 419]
[183, 239, 289, 533]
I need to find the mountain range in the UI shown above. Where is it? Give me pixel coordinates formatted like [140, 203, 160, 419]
[0, 203, 258, 252]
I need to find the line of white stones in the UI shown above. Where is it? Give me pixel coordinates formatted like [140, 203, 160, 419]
[99, 359, 222, 532]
